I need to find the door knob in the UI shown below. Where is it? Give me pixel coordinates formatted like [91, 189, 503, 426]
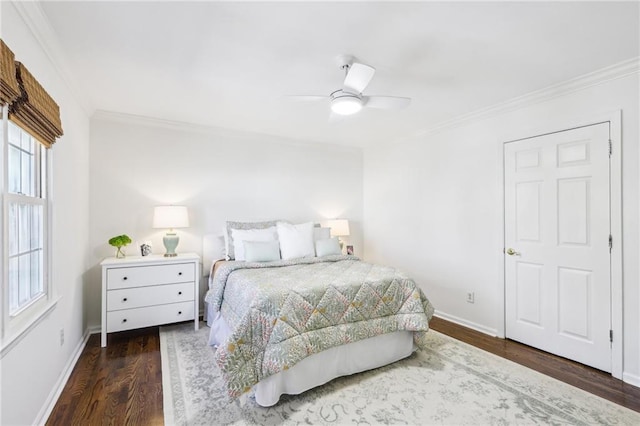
[506, 248, 521, 256]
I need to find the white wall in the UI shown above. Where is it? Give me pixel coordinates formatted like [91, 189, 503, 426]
[87, 113, 363, 328]
[363, 72, 640, 382]
[0, 3, 91, 425]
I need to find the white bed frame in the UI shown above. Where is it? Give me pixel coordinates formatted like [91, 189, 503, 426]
[202, 234, 415, 407]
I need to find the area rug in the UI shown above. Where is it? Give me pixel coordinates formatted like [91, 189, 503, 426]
[160, 322, 639, 425]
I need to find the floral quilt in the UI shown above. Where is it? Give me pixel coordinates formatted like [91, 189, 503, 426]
[204, 255, 435, 399]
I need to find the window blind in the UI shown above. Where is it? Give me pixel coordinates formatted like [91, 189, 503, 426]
[9, 62, 64, 148]
[0, 40, 21, 105]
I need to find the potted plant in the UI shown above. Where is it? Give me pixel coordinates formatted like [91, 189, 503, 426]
[109, 234, 132, 258]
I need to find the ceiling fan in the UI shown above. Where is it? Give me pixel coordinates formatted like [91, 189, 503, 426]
[289, 55, 411, 119]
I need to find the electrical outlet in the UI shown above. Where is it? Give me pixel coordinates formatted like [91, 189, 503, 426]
[466, 292, 475, 304]
[60, 328, 64, 346]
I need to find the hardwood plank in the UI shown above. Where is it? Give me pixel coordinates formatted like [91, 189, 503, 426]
[46, 327, 164, 426]
[46, 318, 640, 425]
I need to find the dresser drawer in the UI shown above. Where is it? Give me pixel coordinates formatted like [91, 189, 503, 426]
[107, 282, 194, 312]
[107, 263, 195, 290]
[106, 301, 194, 333]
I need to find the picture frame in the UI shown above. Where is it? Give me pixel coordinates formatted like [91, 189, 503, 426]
[140, 242, 152, 256]
[346, 245, 354, 255]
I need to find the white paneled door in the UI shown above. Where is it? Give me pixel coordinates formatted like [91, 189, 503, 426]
[504, 123, 611, 372]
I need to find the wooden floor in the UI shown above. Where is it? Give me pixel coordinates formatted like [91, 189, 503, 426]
[46, 318, 640, 425]
[46, 327, 164, 426]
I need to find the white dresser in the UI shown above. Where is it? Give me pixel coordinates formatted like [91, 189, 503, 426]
[101, 253, 200, 347]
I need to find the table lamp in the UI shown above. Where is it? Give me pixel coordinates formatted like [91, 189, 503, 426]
[153, 205, 189, 257]
[327, 219, 350, 252]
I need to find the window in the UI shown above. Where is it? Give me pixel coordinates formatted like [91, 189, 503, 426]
[0, 40, 62, 349]
[6, 121, 47, 315]
[2, 118, 51, 344]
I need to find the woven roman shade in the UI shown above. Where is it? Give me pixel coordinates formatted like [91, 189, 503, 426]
[9, 62, 63, 148]
[0, 40, 20, 105]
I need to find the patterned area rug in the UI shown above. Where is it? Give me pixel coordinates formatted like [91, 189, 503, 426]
[160, 322, 639, 425]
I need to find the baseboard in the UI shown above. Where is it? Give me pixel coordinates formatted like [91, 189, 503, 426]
[34, 328, 93, 425]
[622, 371, 640, 388]
[434, 310, 499, 337]
[87, 325, 101, 335]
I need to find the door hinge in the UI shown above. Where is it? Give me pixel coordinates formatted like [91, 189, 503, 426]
[609, 234, 613, 252]
[610, 329, 613, 343]
[608, 139, 612, 156]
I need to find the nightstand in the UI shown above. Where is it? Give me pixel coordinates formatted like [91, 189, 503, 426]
[100, 253, 200, 347]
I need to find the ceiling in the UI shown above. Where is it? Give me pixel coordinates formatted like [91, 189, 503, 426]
[36, 1, 639, 147]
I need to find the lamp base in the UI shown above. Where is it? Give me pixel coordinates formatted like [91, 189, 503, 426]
[163, 232, 180, 257]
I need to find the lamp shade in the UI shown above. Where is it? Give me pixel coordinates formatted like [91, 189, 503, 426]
[327, 219, 350, 237]
[153, 206, 189, 229]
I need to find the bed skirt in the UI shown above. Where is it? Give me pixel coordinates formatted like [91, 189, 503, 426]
[207, 305, 415, 407]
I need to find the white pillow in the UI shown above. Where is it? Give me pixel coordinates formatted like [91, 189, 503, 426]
[244, 240, 281, 262]
[277, 221, 315, 260]
[315, 237, 342, 257]
[313, 227, 331, 241]
[231, 226, 278, 261]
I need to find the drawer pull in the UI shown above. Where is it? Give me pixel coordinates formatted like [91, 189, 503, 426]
[178, 311, 182, 315]
[123, 277, 128, 281]
[178, 272, 183, 276]
[178, 291, 182, 295]
[123, 298, 128, 302]
[122, 319, 127, 323]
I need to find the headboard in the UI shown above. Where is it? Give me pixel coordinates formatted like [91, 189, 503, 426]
[202, 233, 225, 277]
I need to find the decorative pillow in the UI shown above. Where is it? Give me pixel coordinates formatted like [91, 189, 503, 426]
[231, 226, 278, 261]
[315, 237, 342, 257]
[313, 227, 331, 241]
[225, 220, 278, 260]
[277, 221, 315, 260]
[222, 225, 230, 259]
[244, 240, 281, 262]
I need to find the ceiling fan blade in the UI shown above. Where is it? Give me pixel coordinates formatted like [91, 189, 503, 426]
[343, 62, 375, 94]
[284, 95, 326, 102]
[364, 96, 411, 110]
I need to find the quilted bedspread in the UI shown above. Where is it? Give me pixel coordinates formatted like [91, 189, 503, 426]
[204, 255, 435, 399]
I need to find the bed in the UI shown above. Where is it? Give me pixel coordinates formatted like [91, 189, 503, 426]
[202, 222, 434, 407]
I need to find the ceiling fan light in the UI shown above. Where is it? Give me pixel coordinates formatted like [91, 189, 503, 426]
[331, 96, 363, 115]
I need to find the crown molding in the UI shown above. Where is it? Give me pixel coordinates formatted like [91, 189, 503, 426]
[10, 1, 93, 115]
[92, 110, 362, 153]
[394, 57, 640, 144]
